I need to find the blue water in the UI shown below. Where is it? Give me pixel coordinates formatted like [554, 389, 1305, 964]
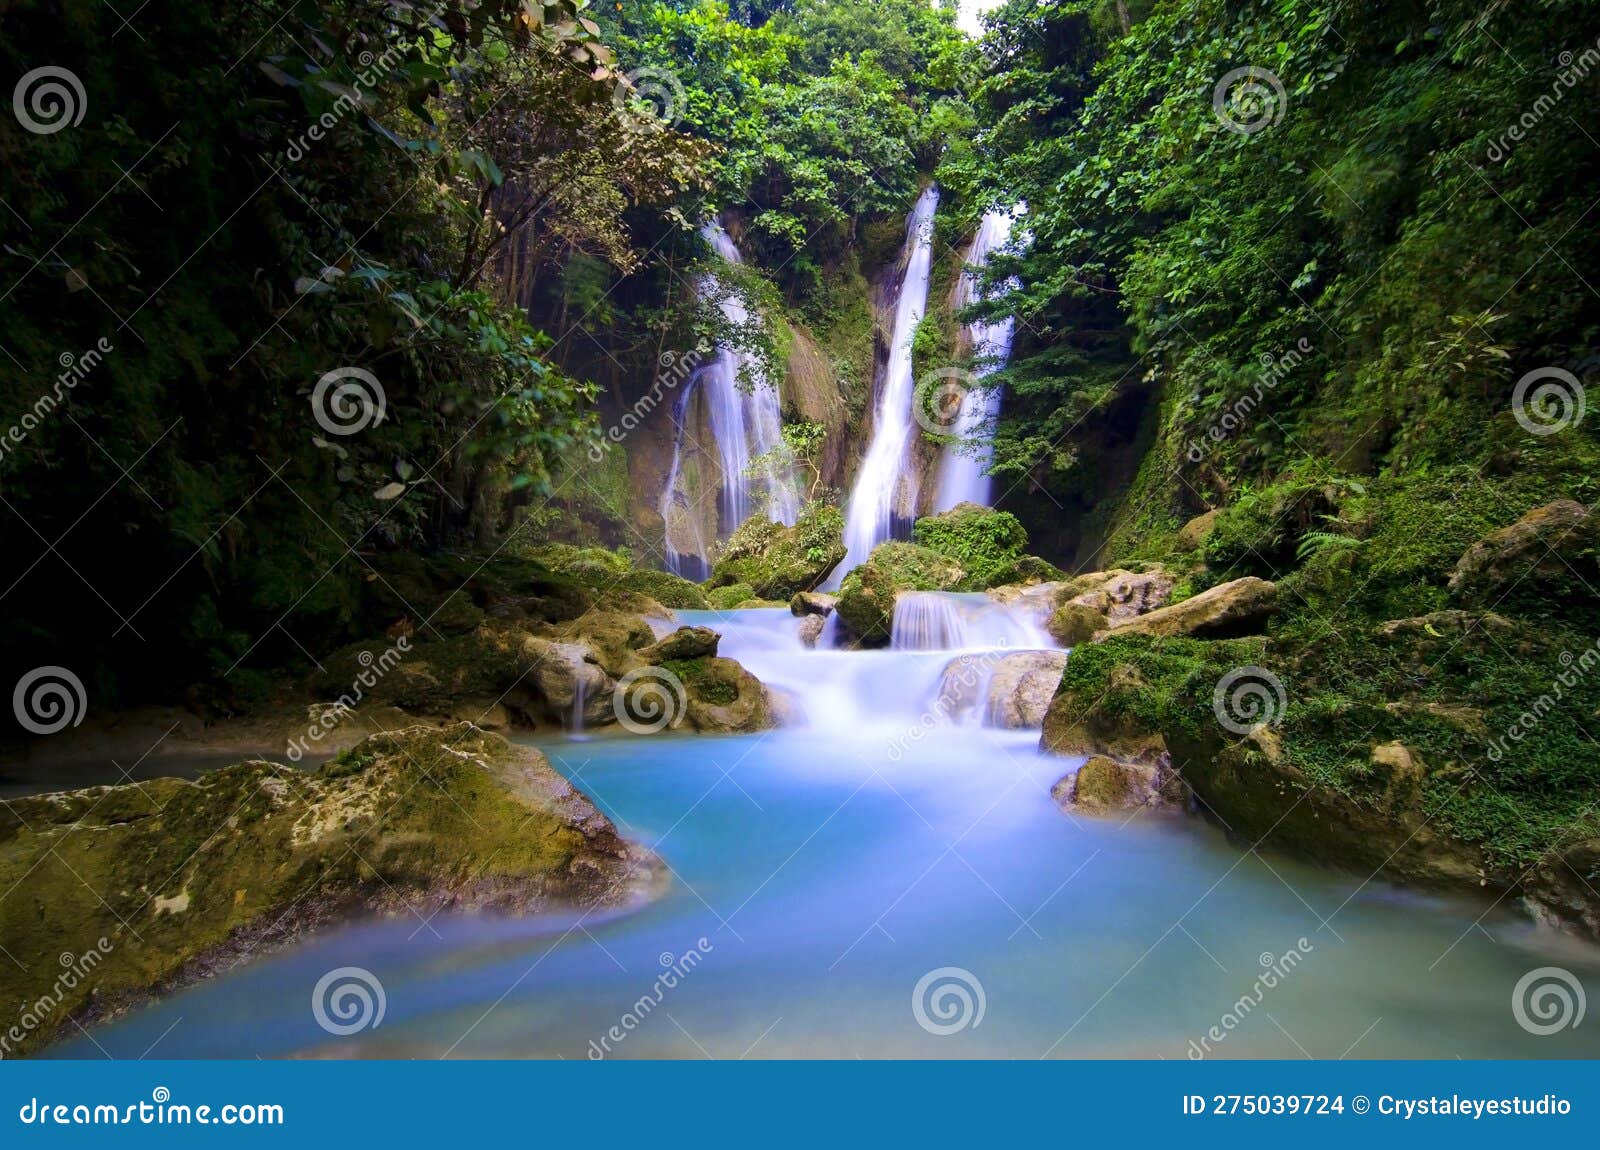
[49, 713, 1600, 1059]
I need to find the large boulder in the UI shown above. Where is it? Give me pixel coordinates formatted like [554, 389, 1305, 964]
[834, 542, 966, 645]
[984, 651, 1070, 729]
[638, 626, 720, 662]
[1099, 576, 1275, 639]
[617, 657, 773, 733]
[0, 724, 655, 1058]
[790, 590, 837, 617]
[521, 636, 614, 727]
[1041, 661, 1170, 764]
[1071, 569, 1175, 626]
[708, 501, 847, 600]
[1448, 501, 1599, 611]
[1051, 754, 1178, 815]
[911, 502, 1040, 589]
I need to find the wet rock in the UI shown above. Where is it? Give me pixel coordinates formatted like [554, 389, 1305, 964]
[1041, 663, 1169, 764]
[1047, 601, 1106, 646]
[1052, 754, 1177, 814]
[797, 614, 826, 647]
[1100, 576, 1275, 639]
[639, 625, 720, 663]
[791, 590, 838, 617]
[521, 636, 614, 727]
[984, 651, 1070, 729]
[708, 502, 847, 600]
[0, 724, 657, 1058]
[835, 542, 966, 645]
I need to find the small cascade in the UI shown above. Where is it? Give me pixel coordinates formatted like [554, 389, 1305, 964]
[935, 209, 1019, 511]
[675, 589, 1056, 736]
[661, 373, 713, 581]
[569, 676, 589, 734]
[890, 592, 968, 650]
[660, 221, 802, 575]
[827, 186, 940, 588]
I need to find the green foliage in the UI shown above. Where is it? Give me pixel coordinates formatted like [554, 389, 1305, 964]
[911, 502, 1029, 588]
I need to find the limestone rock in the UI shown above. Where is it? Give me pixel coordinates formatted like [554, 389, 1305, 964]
[1051, 754, 1173, 815]
[639, 625, 720, 663]
[1448, 500, 1599, 608]
[1101, 576, 1275, 639]
[790, 590, 838, 617]
[984, 651, 1070, 729]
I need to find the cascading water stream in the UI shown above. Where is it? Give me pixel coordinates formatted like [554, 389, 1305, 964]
[662, 222, 801, 577]
[825, 186, 941, 589]
[934, 209, 1018, 511]
[678, 589, 1054, 737]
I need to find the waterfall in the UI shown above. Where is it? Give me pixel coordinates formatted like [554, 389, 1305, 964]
[660, 221, 801, 575]
[934, 210, 1017, 511]
[890, 592, 968, 650]
[672, 590, 1055, 736]
[826, 186, 940, 588]
[662, 373, 713, 581]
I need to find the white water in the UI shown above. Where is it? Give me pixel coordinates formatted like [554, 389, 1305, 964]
[890, 591, 1052, 652]
[662, 222, 800, 577]
[934, 210, 1017, 511]
[55, 599, 1600, 1059]
[827, 186, 941, 588]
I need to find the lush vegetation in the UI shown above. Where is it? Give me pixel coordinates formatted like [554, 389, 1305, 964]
[0, 0, 964, 711]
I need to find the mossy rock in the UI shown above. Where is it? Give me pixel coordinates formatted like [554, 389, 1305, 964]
[0, 724, 651, 1058]
[708, 502, 847, 600]
[612, 568, 709, 610]
[1048, 601, 1106, 646]
[652, 657, 772, 733]
[911, 502, 1030, 589]
[707, 582, 756, 610]
[834, 542, 966, 645]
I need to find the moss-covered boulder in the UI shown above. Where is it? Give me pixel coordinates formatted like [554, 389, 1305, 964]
[1101, 576, 1275, 639]
[639, 626, 719, 662]
[0, 724, 655, 1058]
[616, 657, 772, 733]
[910, 502, 1030, 589]
[834, 542, 966, 645]
[707, 582, 756, 610]
[708, 502, 847, 599]
[1448, 500, 1600, 615]
[1048, 601, 1105, 645]
[612, 568, 709, 610]
[1052, 755, 1178, 815]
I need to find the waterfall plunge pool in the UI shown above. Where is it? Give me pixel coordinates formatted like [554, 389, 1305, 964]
[48, 608, 1600, 1059]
